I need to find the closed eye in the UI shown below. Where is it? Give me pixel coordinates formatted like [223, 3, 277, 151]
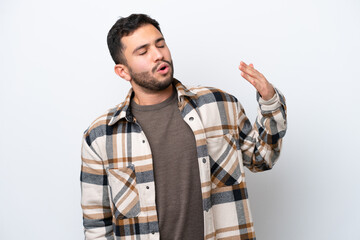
[156, 38, 166, 48]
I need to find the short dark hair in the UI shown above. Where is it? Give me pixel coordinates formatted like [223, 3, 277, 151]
[107, 14, 162, 65]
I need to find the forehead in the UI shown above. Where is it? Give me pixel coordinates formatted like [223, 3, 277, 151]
[121, 24, 163, 52]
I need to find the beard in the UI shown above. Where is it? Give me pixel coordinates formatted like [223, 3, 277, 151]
[129, 60, 174, 92]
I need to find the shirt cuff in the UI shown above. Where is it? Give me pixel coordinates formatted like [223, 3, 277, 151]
[256, 88, 282, 112]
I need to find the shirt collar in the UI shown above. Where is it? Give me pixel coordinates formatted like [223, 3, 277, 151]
[108, 78, 196, 126]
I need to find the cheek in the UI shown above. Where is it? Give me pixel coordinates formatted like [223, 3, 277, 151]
[164, 48, 172, 61]
[129, 59, 151, 73]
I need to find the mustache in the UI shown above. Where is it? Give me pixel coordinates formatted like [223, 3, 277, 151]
[152, 60, 172, 73]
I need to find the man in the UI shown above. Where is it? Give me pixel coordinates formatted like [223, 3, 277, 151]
[81, 14, 287, 240]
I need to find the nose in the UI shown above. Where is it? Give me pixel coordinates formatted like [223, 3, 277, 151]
[152, 47, 164, 62]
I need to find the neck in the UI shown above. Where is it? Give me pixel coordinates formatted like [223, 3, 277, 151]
[132, 84, 174, 106]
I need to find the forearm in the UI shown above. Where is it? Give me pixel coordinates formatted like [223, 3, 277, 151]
[239, 88, 287, 172]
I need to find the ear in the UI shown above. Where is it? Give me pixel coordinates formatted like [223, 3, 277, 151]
[114, 64, 131, 81]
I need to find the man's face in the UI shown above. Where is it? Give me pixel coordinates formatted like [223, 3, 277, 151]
[121, 24, 174, 92]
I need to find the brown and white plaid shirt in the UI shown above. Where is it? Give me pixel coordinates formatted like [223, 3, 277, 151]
[81, 79, 287, 239]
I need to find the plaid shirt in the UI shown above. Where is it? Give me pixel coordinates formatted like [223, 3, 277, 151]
[81, 79, 287, 240]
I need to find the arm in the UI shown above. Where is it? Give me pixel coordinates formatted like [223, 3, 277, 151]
[237, 61, 287, 172]
[81, 133, 114, 239]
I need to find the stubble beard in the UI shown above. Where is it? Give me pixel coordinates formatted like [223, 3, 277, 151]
[129, 60, 174, 92]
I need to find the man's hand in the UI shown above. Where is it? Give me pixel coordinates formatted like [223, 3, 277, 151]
[238, 61, 275, 101]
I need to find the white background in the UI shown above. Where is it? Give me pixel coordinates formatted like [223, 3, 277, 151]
[1, 0, 359, 239]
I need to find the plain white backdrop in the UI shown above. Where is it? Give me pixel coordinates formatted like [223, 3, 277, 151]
[1, 0, 359, 239]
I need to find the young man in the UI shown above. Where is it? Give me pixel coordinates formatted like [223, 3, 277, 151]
[81, 14, 287, 240]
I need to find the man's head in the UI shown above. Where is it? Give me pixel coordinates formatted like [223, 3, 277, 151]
[107, 14, 162, 65]
[107, 14, 174, 92]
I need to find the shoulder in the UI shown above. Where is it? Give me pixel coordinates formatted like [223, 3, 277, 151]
[185, 85, 239, 104]
[83, 103, 124, 140]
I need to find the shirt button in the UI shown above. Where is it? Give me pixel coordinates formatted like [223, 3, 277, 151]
[146, 186, 150, 189]
[142, 140, 145, 143]
[202, 158, 206, 163]
[189, 117, 194, 121]
[151, 231, 155, 234]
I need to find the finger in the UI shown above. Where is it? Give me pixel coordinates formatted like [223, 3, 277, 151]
[239, 61, 260, 78]
[239, 61, 252, 74]
[240, 71, 257, 87]
[249, 63, 254, 68]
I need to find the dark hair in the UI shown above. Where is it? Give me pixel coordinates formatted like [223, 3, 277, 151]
[107, 14, 162, 65]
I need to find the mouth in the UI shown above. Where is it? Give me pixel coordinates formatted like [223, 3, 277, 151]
[156, 62, 170, 75]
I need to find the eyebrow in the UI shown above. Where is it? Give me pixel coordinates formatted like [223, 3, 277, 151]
[132, 37, 165, 54]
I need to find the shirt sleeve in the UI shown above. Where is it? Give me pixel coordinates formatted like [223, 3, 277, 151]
[80, 133, 114, 239]
[237, 87, 287, 172]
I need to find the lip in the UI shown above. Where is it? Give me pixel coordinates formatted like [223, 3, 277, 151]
[156, 62, 170, 75]
[156, 62, 169, 72]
